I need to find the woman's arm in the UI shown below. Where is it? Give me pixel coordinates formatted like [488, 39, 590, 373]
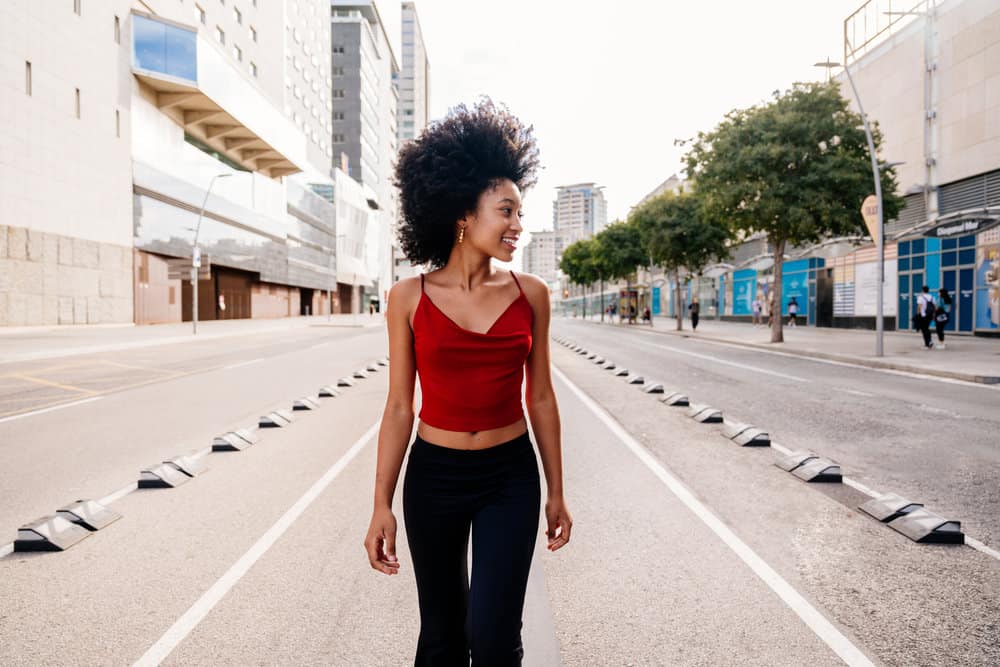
[364, 277, 419, 575]
[521, 273, 573, 551]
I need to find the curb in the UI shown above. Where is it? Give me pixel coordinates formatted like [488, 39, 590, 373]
[579, 320, 1000, 385]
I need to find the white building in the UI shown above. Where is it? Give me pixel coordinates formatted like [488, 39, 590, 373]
[331, 0, 400, 310]
[552, 183, 608, 245]
[523, 230, 563, 287]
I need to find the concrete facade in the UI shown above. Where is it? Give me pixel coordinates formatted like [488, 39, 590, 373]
[552, 183, 608, 245]
[523, 230, 563, 287]
[398, 2, 430, 144]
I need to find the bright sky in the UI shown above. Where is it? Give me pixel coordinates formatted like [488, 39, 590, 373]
[381, 0, 869, 254]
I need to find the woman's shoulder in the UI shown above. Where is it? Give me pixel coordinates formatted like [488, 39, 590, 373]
[388, 275, 423, 314]
[513, 271, 550, 311]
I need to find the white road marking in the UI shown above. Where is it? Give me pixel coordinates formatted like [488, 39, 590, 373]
[835, 388, 875, 398]
[0, 396, 104, 424]
[100, 483, 139, 506]
[554, 366, 875, 667]
[631, 338, 811, 383]
[133, 420, 380, 666]
[629, 326, 1000, 390]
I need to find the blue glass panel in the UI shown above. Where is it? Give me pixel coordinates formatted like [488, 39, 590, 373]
[132, 14, 197, 83]
[926, 237, 941, 253]
[942, 238, 957, 250]
[133, 15, 167, 73]
[898, 240, 911, 256]
[959, 268, 974, 331]
[911, 255, 925, 270]
[925, 251, 940, 291]
[732, 269, 757, 316]
[911, 238, 925, 254]
[958, 248, 975, 265]
[165, 24, 197, 81]
[898, 257, 910, 271]
[942, 270, 957, 331]
[959, 234, 976, 248]
[942, 251, 957, 266]
[898, 274, 911, 329]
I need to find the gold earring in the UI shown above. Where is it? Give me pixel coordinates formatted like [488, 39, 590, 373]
[458, 227, 465, 244]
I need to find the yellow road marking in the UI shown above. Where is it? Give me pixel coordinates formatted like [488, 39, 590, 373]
[8, 373, 96, 394]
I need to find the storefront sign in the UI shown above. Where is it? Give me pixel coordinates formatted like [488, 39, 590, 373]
[860, 194, 880, 243]
[923, 217, 999, 239]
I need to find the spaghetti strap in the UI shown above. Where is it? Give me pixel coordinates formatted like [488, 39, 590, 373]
[510, 271, 524, 294]
[420, 273, 426, 292]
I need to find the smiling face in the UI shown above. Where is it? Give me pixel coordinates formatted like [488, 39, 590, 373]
[460, 178, 524, 262]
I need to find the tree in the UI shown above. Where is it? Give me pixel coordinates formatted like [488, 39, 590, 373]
[559, 238, 599, 319]
[595, 220, 646, 323]
[629, 190, 730, 330]
[683, 81, 903, 342]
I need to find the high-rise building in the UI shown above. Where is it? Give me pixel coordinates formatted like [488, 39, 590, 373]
[393, 1, 432, 284]
[397, 2, 430, 144]
[331, 0, 400, 309]
[552, 183, 608, 245]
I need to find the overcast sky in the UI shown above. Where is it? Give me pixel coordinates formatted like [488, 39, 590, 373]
[381, 0, 872, 250]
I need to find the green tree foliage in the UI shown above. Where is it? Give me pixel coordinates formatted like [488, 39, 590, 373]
[683, 81, 903, 342]
[629, 191, 729, 330]
[560, 237, 601, 318]
[595, 220, 646, 282]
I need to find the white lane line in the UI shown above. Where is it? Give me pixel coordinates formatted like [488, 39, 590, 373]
[223, 358, 264, 370]
[0, 544, 12, 558]
[965, 537, 1000, 560]
[630, 338, 811, 383]
[100, 483, 139, 506]
[835, 388, 875, 398]
[553, 366, 875, 667]
[133, 420, 380, 667]
[629, 326, 1000, 390]
[0, 396, 105, 424]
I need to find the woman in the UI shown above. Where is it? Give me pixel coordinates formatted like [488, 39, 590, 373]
[935, 288, 952, 349]
[787, 297, 798, 328]
[363, 100, 572, 666]
[688, 298, 700, 330]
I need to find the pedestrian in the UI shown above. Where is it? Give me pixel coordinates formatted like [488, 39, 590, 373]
[914, 285, 936, 349]
[934, 287, 952, 349]
[751, 297, 762, 326]
[688, 297, 700, 330]
[642, 306, 651, 324]
[787, 297, 798, 327]
[364, 100, 571, 666]
[766, 292, 776, 327]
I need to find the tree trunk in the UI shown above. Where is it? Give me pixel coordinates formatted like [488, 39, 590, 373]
[625, 278, 631, 325]
[582, 283, 587, 320]
[770, 237, 785, 343]
[674, 268, 684, 331]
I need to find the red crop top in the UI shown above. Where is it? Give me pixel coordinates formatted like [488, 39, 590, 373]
[413, 272, 534, 432]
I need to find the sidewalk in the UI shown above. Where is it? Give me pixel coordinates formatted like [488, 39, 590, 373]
[570, 315, 1000, 384]
[0, 314, 385, 365]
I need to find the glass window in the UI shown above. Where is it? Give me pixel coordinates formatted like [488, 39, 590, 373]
[898, 257, 910, 271]
[196, 4, 206, 24]
[216, 26, 225, 44]
[333, 134, 344, 143]
[959, 234, 976, 248]
[250, 26, 257, 42]
[910, 238, 925, 255]
[942, 237, 957, 250]
[234, 44, 242, 61]
[911, 255, 925, 270]
[942, 251, 957, 266]
[250, 61, 258, 77]
[234, 7, 242, 24]
[25, 61, 31, 95]
[898, 240, 911, 256]
[114, 16, 120, 43]
[333, 89, 345, 98]
[132, 14, 198, 83]
[959, 248, 976, 265]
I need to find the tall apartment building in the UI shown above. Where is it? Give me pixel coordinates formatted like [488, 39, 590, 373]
[552, 183, 608, 245]
[331, 0, 400, 308]
[397, 2, 430, 143]
[393, 1, 432, 284]
[1, 0, 357, 326]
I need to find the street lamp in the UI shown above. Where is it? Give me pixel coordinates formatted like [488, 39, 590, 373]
[191, 173, 231, 334]
[815, 57, 885, 357]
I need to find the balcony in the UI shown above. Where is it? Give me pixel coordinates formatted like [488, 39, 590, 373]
[131, 12, 305, 179]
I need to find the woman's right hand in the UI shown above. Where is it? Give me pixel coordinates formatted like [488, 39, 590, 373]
[364, 506, 400, 575]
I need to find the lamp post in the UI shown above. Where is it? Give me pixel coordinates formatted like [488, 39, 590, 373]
[815, 58, 885, 357]
[191, 173, 231, 334]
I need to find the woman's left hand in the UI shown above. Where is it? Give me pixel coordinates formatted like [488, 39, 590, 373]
[545, 497, 573, 552]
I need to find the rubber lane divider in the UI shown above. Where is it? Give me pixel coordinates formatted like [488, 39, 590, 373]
[602, 361, 616, 370]
[352, 369, 368, 379]
[642, 383, 665, 394]
[552, 365, 877, 667]
[132, 421, 381, 667]
[318, 386, 341, 398]
[57, 499, 122, 531]
[213, 428, 259, 452]
[165, 454, 209, 478]
[337, 377, 355, 387]
[688, 403, 723, 423]
[613, 368, 629, 377]
[292, 396, 321, 411]
[660, 391, 689, 407]
[722, 421, 771, 447]
[860, 494, 965, 545]
[259, 409, 294, 428]
[14, 515, 91, 552]
[138, 463, 190, 489]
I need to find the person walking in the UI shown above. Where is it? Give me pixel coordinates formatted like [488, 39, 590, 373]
[915, 285, 936, 349]
[751, 297, 762, 326]
[364, 100, 571, 667]
[787, 297, 799, 327]
[934, 288, 952, 349]
[688, 297, 700, 330]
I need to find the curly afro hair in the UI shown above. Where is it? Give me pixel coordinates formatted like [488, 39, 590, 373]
[394, 98, 540, 268]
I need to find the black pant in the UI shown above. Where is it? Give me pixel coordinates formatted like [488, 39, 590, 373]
[935, 318, 947, 342]
[691, 313, 699, 329]
[917, 315, 932, 347]
[403, 432, 540, 667]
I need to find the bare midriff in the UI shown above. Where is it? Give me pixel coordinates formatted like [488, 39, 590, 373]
[416, 416, 528, 450]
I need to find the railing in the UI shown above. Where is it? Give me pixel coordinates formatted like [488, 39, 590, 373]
[844, 0, 928, 64]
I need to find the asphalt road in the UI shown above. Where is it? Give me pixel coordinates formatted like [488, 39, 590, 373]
[0, 323, 997, 665]
[553, 318, 1000, 549]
